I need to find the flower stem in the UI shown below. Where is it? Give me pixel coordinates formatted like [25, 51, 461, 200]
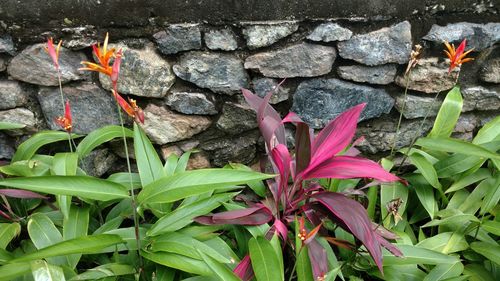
[390, 71, 411, 158]
[57, 70, 73, 152]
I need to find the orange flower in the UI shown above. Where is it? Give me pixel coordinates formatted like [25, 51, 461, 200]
[297, 217, 322, 245]
[444, 39, 474, 73]
[45, 37, 62, 70]
[80, 33, 115, 76]
[55, 100, 72, 132]
[112, 90, 145, 124]
[111, 49, 122, 89]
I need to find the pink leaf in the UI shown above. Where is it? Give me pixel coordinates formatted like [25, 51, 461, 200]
[307, 238, 328, 280]
[234, 255, 254, 281]
[271, 144, 291, 198]
[194, 205, 273, 226]
[0, 189, 47, 199]
[111, 49, 122, 88]
[302, 156, 400, 183]
[272, 219, 288, 241]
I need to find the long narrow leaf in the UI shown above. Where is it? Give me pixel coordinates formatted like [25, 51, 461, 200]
[416, 137, 500, 160]
[12, 131, 79, 162]
[249, 237, 284, 281]
[76, 125, 133, 158]
[198, 250, 240, 281]
[134, 123, 166, 187]
[428, 87, 463, 138]
[31, 260, 66, 281]
[0, 223, 20, 249]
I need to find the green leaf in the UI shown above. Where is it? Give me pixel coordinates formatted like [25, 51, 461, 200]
[31, 260, 66, 281]
[463, 264, 496, 281]
[0, 223, 21, 249]
[459, 177, 494, 214]
[382, 245, 459, 265]
[138, 169, 273, 205]
[134, 123, 165, 187]
[370, 265, 426, 281]
[63, 206, 89, 268]
[227, 163, 267, 197]
[197, 249, 240, 281]
[423, 262, 464, 281]
[147, 192, 237, 236]
[28, 213, 67, 266]
[107, 172, 142, 189]
[141, 250, 212, 276]
[480, 175, 500, 215]
[76, 125, 133, 158]
[93, 216, 123, 235]
[249, 236, 284, 281]
[481, 220, 500, 236]
[101, 227, 146, 252]
[413, 182, 438, 219]
[0, 248, 13, 264]
[9, 234, 124, 263]
[0, 262, 31, 280]
[12, 131, 80, 162]
[428, 86, 463, 138]
[175, 151, 192, 173]
[435, 154, 486, 178]
[447, 168, 491, 193]
[470, 242, 500, 265]
[416, 138, 500, 160]
[164, 154, 179, 176]
[69, 263, 135, 280]
[0, 176, 129, 201]
[422, 212, 479, 228]
[409, 153, 442, 190]
[52, 152, 79, 219]
[473, 116, 500, 144]
[295, 219, 313, 281]
[0, 160, 51, 177]
[417, 232, 468, 254]
[0, 121, 25, 130]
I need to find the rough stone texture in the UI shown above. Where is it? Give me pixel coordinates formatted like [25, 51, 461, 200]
[37, 82, 120, 134]
[216, 102, 257, 134]
[205, 29, 238, 51]
[480, 57, 500, 84]
[337, 21, 412, 66]
[154, 24, 202, 55]
[80, 148, 117, 177]
[201, 131, 259, 167]
[0, 80, 30, 110]
[173, 52, 249, 95]
[423, 22, 500, 51]
[165, 91, 218, 115]
[7, 44, 88, 86]
[356, 118, 433, 154]
[61, 26, 98, 50]
[0, 108, 37, 136]
[252, 77, 290, 104]
[99, 42, 175, 98]
[0, 57, 6, 72]
[161, 145, 183, 159]
[307, 22, 352, 42]
[0, 35, 15, 55]
[242, 21, 299, 49]
[454, 113, 481, 134]
[395, 94, 441, 119]
[178, 140, 200, 152]
[141, 104, 212, 145]
[394, 58, 456, 94]
[0, 133, 15, 160]
[291, 78, 394, 128]
[186, 152, 211, 170]
[245, 42, 336, 78]
[337, 64, 397, 85]
[462, 86, 500, 112]
[109, 140, 135, 160]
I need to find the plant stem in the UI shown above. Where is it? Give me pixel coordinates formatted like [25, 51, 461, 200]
[115, 103, 143, 271]
[288, 246, 304, 281]
[57, 70, 73, 153]
[390, 71, 411, 158]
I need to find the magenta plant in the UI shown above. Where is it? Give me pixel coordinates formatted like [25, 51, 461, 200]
[196, 89, 404, 279]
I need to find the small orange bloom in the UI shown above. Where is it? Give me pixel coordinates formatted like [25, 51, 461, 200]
[80, 33, 115, 76]
[45, 37, 62, 70]
[298, 217, 322, 245]
[112, 90, 145, 124]
[444, 39, 474, 73]
[55, 100, 72, 132]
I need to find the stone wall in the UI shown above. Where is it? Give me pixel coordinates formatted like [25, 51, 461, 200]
[0, 1, 499, 174]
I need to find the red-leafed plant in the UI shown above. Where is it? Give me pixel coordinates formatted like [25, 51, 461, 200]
[196, 89, 404, 280]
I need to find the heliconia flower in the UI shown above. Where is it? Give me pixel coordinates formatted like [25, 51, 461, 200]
[444, 39, 474, 73]
[45, 37, 62, 70]
[112, 90, 145, 124]
[54, 100, 72, 132]
[111, 49, 122, 89]
[80, 32, 115, 76]
[297, 216, 322, 245]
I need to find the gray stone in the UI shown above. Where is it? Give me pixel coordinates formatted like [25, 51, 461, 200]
[140, 104, 212, 145]
[165, 91, 218, 115]
[480, 57, 500, 84]
[173, 52, 249, 95]
[394, 58, 456, 94]
[109, 140, 135, 160]
[216, 102, 257, 134]
[462, 86, 500, 112]
[37, 82, 120, 134]
[291, 78, 394, 128]
[242, 21, 299, 49]
[337, 64, 397, 85]
[395, 94, 440, 119]
[61, 26, 98, 50]
[0, 35, 15, 55]
[154, 24, 202, 55]
[337, 21, 412, 66]
[201, 131, 259, 167]
[423, 22, 500, 51]
[307, 22, 353, 42]
[454, 113, 481, 134]
[80, 148, 117, 177]
[186, 152, 211, 170]
[0, 133, 15, 160]
[0, 108, 37, 136]
[245, 42, 336, 78]
[7, 43, 88, 86]
[99, 42, 175, 98]
[0, 56, 6, 72]
[356, 118, 433, 154]
[205, 29, 238, 51]
[0, 80, 29, 110]
[252, 77, 290, 104]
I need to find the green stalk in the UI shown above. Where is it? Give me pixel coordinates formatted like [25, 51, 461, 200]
[366, 186, 378, 220]
[57, 70, 73, 152]
[390, 71, 411, 158]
